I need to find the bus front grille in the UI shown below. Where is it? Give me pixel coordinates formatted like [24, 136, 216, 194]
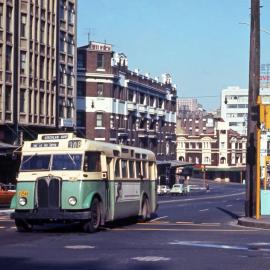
[37, 177, 61, 209]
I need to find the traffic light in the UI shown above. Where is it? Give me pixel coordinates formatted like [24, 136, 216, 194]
[265, 105, 270, 129]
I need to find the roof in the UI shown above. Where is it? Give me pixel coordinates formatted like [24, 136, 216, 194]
[156, 160, 194, 168]
[0, 142, 17, 149]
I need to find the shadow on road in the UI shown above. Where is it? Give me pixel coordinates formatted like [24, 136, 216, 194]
[216, 207, 240, 220]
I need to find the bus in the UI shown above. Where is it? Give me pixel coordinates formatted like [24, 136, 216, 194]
[11, 133, 157, 232]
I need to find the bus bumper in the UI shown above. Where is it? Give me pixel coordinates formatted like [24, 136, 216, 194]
[11, 209, 92, 221]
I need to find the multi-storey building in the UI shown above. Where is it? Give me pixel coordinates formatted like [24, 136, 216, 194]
[0, 0, 77, 183]
[177, 119, 246, 182]
[177, 98, 216, 135]
[77, 41, 177, 161]
[220, 86, 248, 136]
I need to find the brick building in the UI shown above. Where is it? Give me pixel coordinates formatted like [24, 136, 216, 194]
[77, 41, 177, 161]
[177, 119, 246, 182]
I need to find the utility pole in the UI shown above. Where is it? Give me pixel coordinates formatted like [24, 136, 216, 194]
[246, 0, 260, 217]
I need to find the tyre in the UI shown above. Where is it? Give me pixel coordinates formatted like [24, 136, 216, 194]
[140, 197, 150, 222]
[15, 218, 33, 232]
[83, 198, 101, 233]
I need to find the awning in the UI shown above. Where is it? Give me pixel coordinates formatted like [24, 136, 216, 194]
[156, 160, 194, 168]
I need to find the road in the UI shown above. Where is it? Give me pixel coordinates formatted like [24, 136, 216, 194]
[0, 179, 270, 270]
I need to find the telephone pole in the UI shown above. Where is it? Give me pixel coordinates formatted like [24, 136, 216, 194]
[245, 0, 260, 217]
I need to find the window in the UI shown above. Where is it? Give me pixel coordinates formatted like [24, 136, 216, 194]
[136, 161, 142, 178]
[77, 53, 85, 69]
[6, 46, 12, 71]
[121, 160, 127, 178]
[96, 113, 103, 127]
[20, 90, 26, 113]
[77, 82, 85, 96]
[5, 86, 11, 111]
[40, 92, 44, 115]
[0, 45, 2, 65]
[21, 14, 27, 37]
[68, 2, 74, 24]
[20, 52, 26, 74]
[114, 159, 120, 178]
[128, 90, 134, 102]
[52, 154, 82, 171]
[41, 22, 45, 43]
[0, 4, 3, 28]
[129, 161, 134, 178]
[139, 93, 145, 104]
[97, 83, 104, 96]
[84, 152, 101, 172]
[97, 53, 104, 69]
[0, 85, 2, 112]
[6, 7, 12, 32]
[20, 155, 51, 171]
[77, 111, 85, 127]
[142, 161, 147, 178]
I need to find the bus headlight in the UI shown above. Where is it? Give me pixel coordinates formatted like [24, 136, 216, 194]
[19, 197, 27, 206]
[68, 196, 77, 206]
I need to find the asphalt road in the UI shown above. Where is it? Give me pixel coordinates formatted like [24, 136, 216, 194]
[1, 179, 270, 270]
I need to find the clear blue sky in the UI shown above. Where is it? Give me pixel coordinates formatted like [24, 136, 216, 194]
[77, 0, 270, 111]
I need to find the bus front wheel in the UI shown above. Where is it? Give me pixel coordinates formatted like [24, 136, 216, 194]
[83, 198, 101, 233]
[15, 218, 33, 232]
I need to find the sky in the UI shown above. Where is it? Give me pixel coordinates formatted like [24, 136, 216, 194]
[77, 0, 270, 111]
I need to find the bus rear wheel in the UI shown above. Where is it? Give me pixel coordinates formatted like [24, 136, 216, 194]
[83, 198, 101, 233]
[140, 197, 151, 222]
[15, 218, 33, 232]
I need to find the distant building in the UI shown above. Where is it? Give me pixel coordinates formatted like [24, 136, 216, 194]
[220, 86, 248, 136]
[77, 41, 177, 161]
[177, 119, 246, 182]
[176, 98, 216, 136]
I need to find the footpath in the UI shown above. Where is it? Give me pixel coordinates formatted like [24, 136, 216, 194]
[238, 216, 270, 229]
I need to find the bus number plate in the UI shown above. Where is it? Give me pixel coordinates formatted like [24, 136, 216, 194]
[19, 190, 29, 197]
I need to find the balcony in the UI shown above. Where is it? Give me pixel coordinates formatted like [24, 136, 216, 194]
[138, 104, 147, 113]
[127, 101, 137, 111]
[157, 108, 165, 116]
[148, 107, 156, 115]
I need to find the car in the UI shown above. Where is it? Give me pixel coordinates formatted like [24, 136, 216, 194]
[0, 183, 16, 206]
[157, 185, 170, 195]
[170, 184, 184, 195]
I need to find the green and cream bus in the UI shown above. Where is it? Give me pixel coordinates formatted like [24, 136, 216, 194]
[11, 133, 157, 232]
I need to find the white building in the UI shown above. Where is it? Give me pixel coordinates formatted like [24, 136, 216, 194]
[220, 87, 248, 136]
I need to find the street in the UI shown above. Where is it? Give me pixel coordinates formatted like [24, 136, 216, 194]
[1, 179, 270, 270]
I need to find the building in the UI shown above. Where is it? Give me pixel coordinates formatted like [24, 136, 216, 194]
[220, 86, 248, 136]
[176, 98, 216, 136]
[177, 119, 246, 182]
[77, 41, 177, 161]
[0, 0, 77, 183]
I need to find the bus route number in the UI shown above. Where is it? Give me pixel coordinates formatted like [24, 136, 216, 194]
[68, 140, 81, 148]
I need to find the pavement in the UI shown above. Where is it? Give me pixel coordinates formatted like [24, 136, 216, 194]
[238, 216, 270, 229]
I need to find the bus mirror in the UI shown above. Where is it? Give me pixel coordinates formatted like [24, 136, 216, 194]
[102, 172, 107, 179]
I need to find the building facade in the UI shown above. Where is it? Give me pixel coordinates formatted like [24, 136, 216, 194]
[0, 0, 77, 145]
[77, 41, 177, 161]
[0, 0, 77, 183]
[177, 120, 246, 182]
[220, 86, 248, 136]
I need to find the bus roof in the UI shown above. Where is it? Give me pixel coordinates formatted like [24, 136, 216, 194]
[22, 133, 156, 161]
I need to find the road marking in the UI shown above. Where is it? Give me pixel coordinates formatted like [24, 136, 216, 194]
[137, 222, 219, 227]
[226, 205, 233, 207]
[169, 241, 270, 252]
[199, 209, 209, 212]
[201, 223, 220, 226]
[0, 226, 5, 229]
[65, 245, 95, 250]
[176, 221, 193, 224]
[111, 228, 257, 232]
[159, 192, 245, 205]
[132, 256, 170, 262]
[150, 216, 168, 222]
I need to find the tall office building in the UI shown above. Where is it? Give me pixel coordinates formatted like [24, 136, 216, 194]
[0, 0, 77, 145]
[0, 0, 77, 183]
[220, 86, 248, 136]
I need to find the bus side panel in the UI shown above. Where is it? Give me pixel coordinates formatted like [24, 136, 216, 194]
[113, 181, 140, 220]
[15, 182, 36, 210]
[61, 180, 106, 211]
[141, 180, 157, 214]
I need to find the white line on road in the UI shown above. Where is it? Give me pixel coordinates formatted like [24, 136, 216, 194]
[226, 205, 233, 207]
[199, 209, 209, 212]
[159, 192, 245, 205]
[132, 256, 171, 262]
[150, 216, 168, 222]
[64, 245, 95, 250]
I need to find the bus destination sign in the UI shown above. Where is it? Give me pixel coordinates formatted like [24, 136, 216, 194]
[41, 134, 68, 140]
[31, 142, 59, 148]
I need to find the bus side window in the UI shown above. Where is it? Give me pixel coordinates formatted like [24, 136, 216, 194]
[142, 161, 147, 179]
[84, 152, 101, 172]
[115, 159, 120, 178]
[129, 160, 135, 178]
[136, 161, 142, 179]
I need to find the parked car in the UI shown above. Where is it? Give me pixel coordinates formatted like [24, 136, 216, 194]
[170, 184, 184, 195]
[0, 183, 16, 206]
[157, 185, 170, 195]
